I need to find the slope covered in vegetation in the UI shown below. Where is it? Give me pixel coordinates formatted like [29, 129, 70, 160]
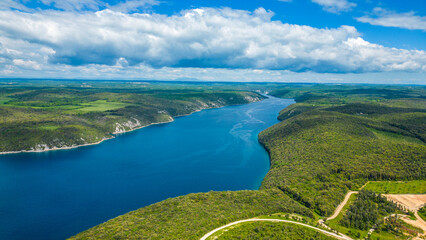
[71, 190, 312, 240]
[259, 85, 426, 215]
[212, 221, 336, 240]
[73, 84, 425, 239]
[0, 80, 263, 152]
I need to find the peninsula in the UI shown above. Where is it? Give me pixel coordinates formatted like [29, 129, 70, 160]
[0, 80, 263, 154]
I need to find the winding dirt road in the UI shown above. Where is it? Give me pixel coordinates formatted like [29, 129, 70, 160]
[327, 191, 358, 221]
[318, 191, 358, 237]
[199, 218, 353, 240]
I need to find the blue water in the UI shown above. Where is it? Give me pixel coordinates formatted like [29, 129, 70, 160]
[0, 96, 294, 240]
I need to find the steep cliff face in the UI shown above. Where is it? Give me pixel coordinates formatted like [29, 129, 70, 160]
[113, 118, 142, 134]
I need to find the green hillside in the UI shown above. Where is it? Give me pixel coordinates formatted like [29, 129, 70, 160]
[70, 189, 312, 240]
[0, 80, 263, 152]
[211, 221, 336, 240]
[259, 86, 426, 215]
[73, 84, 426, 239]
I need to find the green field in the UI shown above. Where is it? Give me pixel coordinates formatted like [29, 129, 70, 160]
[363, 181, 426, 194]
[73, 100, 130, 112]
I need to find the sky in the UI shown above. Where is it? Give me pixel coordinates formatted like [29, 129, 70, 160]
[0, 0, 425, 84]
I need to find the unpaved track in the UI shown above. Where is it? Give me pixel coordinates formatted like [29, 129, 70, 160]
[316, 191, 357, 239]
[384, 194, 426, 236]
[327, 191, 358, 221]
[401, 212, 426, 236]
[199, 218, 353, 240]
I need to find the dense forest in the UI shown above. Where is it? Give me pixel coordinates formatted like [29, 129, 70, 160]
[339, 190, 401, 230]
[259, 85, 426, 215]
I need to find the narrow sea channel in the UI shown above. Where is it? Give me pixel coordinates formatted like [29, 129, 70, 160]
[0, 96, 294, 240]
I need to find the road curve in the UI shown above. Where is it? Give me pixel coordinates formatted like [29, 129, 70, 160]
[327, 191, 358, 221]
[199, 218, 353, 240]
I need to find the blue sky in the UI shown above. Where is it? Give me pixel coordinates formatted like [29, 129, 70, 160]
[0, 0, 425, 84]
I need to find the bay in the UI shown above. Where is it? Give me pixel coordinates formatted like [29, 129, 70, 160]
[0, 96, 293, 240]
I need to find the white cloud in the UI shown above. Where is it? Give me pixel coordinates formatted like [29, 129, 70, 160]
[0, 7, 424, 77]
[2, 65, 15, 74]
[13, 59, 42, 70]
[311, 0, 356, 13]
[356, 8, 426, 31]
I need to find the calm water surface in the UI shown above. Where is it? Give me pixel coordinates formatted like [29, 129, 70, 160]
[0, 96, 294, 240]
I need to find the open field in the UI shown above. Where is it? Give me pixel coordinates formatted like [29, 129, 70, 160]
[69, 100, 131, 113]
[384, 194, 426, 211]
[364, 181, 426, 194]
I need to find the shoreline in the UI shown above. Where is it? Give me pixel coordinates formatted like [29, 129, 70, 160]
[0, 99, 262, 155]
[0, 117, 176, 155]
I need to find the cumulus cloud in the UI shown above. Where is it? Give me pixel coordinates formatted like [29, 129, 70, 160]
[0, 7, 425, 74]
[311, 0, 356, 13]
[13, 59, 42, 70]
[357, 8, 426, 31]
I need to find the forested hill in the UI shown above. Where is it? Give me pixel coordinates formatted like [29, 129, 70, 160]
[259, 85, 426, 215]
[72, 84, 425, 239]
[0, 80, 263, 153]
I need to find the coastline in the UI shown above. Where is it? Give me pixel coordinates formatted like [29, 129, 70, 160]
[0, 99, 261, 155]
[0, 117, 176, 155]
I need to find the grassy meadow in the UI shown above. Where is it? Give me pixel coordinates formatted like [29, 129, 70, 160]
[363, 180, 426, 194]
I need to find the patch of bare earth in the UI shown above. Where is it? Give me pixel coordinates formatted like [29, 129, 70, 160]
[384, 194, 426, 238]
